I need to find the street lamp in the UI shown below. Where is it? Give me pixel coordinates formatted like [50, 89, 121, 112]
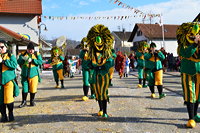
[38, 23, 47, 57]
[122, 28, 125, 52]
[38, 23, 47, 72]
[38, 23, 47, 43]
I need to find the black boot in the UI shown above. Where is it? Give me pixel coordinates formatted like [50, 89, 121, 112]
[102, 100, 107, 114]
[83, 85, 89, 96]
[30, 93, 36, 106]
[194, 102, 200, 122]
[18, 92, 28, 108]
[0, 104, 8, 122]
[60, 80, 64, 88]
[102, 100, 108, 118]
[139, 79, 142, 84]
[149, 86, 155, 94]
[109, 79, 113, 86]
[157, 85, 166, 99]
[98, 100, 103, 111]
[55, 80, 59, 88]
[97, 100, 103, 116]
[90, 86, 96, 99]
[194, 102, 199, 116]
[186, 102, 195, 120]
[7, 103, 14, 122]
[143, 79, 147, 87]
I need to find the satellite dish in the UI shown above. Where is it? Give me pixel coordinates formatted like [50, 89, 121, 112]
[56, 36, 67, 47]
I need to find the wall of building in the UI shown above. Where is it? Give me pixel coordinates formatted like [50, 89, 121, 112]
[0, 15, 40, 54]
[0, 15, 39, 45]
[113, 34, 133, 52]
[152, 39, 178, 57]
[131, 28, 178, 56]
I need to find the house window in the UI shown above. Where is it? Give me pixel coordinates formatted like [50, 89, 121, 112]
[137, 30, 142, 36]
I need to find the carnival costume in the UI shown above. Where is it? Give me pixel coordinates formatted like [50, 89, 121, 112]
[49, 46, 65, 88]
[115, 51, 125, 78]
[0, 40, 19, 122]
[79, 37, 95, 101]
[144, 42, 166, 99]
[18, 43, 42, 108]
[177, 22, 200, 128]
[109, 49, 116, 86]
[124, 54, 130, 77]
[136, 41, 149, 88]
[87, 24, 114, 118]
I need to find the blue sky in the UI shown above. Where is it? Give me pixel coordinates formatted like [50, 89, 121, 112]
[42, 0, 170, 16]
[41, 0, 200, 41]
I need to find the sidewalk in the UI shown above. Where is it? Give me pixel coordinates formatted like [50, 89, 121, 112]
[0, 71, 199, 133]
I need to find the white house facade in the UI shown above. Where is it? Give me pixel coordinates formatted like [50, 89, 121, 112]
[128, 23, 179, 56]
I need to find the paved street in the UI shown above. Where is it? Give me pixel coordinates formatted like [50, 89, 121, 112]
[0, 70, 200, 133]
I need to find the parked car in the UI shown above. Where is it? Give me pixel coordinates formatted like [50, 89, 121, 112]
[42, 61, 52, 70]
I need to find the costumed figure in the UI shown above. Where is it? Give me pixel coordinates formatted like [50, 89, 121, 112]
[136, 41, 149, 88]
[0, 40, 19, 122]
[18, 43, 42, 108]
[87, 24, 114, 118]
[124, 54, 130, 77]
[115, 51, 125, 78]
[109, 49, 116, 86]
[144, 42, 166, 98]
[49, 46, 65, 88]
[176, 22, 200, 128]
[68, 56, 77, 78]
[79, 37, 95, 101]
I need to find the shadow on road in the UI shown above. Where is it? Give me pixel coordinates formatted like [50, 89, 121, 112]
[6, 114, 186, 129]
[147, 107, 187, 113]
[38, 86, 82, 90]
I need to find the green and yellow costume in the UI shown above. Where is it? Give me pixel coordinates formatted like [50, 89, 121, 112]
[109, 49, 116, 86]
[136, 41, 149, 88]
[177, 22, 200, 128]
[87, 24, 114, 118]
[144, 42, 166, 99]
[49, 46, 64, 88]
[0, 51, 19, 122]
[18, 51, 42, 93]
[18, 45, 42, 108]
[79, 37, 95, 101]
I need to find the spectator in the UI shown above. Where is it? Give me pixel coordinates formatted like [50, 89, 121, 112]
[128, 53, 135, 71]
[160, 47, 167, 72]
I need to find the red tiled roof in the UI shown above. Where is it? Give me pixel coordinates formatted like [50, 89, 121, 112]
[128, 23, 180, 42]
[0, 0, 42, 15]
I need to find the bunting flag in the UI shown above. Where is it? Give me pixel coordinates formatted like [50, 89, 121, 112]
[109, 0, 161, 17]
[42, 14, 160, 21]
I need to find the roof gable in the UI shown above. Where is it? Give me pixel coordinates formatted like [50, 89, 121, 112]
[112, 31, 132, 41]
[193, 13, 200, 22]
[0, 0, 42, 15]
[128, 23, 179, 42]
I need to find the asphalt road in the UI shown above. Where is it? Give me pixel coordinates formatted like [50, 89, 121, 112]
[0, 70, 199, 133]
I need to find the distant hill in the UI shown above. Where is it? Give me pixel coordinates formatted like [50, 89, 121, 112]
[45, 39, 80, 49]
